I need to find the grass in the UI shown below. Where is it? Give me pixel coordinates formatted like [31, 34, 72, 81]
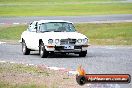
[0, 62, 51, 88]
[0, 0, 123, 3]
[0, 22, 132, 45]
[0, 0, 132, 16]
[0, 25, 27, 40]
[0, 82, 46, 88]
[75, 23, 132, 45]
[0, 62, 50, 76]
[0, 62, 76, 88]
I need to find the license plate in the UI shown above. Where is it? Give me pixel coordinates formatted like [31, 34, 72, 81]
[64, 45, 74, 49]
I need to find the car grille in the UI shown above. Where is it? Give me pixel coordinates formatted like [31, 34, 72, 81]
[60, 39, 76, 45]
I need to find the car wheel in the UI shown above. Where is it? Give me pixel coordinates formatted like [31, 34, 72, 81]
[79, 51, 87, 57]
[22, 40, 30, 55]
[39, 42, 49, 58]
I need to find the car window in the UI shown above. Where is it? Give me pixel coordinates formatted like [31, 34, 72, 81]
[28, 22, 37, 32]
[39, 24, 47, 32]
[39, 22, 76, 32]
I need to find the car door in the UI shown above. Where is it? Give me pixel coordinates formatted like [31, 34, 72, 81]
[25, 22, 38, 50]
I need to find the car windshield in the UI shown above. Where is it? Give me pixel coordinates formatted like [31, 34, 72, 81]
[39, 22, 76, 32]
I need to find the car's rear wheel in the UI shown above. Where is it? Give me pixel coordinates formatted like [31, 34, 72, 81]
[39, 42, 49, 58]
[22, 40, 30, 55]
[79, 51, 87, 57]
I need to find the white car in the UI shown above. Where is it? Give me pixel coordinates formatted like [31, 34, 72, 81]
[20, 20, 89, 58]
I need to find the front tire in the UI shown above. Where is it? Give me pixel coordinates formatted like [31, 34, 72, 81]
[22, 40, 30, 55]
[79, 51, 87, 57]
[39, 42, 49, 58]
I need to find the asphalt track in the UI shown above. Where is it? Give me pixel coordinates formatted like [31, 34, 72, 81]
[0, 43, 132, 88]
[0, 14, 132, 24]
[0, 14, 132, 87]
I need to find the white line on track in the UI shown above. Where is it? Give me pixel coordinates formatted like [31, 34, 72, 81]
[0, 41, 6, 44]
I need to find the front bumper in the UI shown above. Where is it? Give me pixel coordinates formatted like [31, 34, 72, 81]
[45, 45, 90, 53]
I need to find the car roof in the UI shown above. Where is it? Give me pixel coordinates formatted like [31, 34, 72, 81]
[37, 20, 73, 24]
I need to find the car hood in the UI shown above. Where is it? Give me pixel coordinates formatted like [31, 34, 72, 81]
[41, 32, 87, 39]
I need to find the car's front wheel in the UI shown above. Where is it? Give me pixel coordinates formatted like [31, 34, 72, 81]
[22, 40, 30, 55]
[39, 42, 49, 58]
[79, 51, 87, 57]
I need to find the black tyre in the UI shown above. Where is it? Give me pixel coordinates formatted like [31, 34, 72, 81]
[22, 40, 30, 55]
[79, 51, 87, 57]
[39, 42, 49, 58]
[76, 75, 86, 85]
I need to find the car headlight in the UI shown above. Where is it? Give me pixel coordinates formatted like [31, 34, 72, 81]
[77, 39, 82, 43]
[83, 38, 88, 43]
[48, 39, 53, 44]
[55, 39, 59, 44]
